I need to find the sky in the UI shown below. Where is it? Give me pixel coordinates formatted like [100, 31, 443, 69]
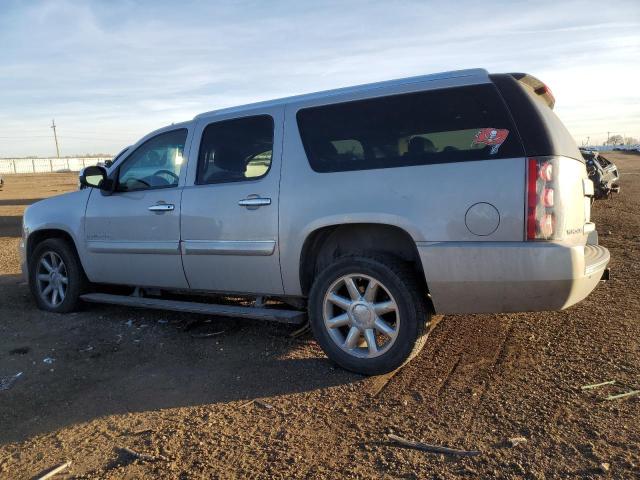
[0, 0, 638, 157]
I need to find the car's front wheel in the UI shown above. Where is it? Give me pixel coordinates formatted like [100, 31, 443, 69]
[309, 255, 430, 375]
[29, 238, 86, 313]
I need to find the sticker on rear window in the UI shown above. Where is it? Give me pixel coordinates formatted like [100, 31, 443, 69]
[472, 128, 509, 154]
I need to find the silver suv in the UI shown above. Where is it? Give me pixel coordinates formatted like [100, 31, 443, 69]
[20, 69, 610, 375]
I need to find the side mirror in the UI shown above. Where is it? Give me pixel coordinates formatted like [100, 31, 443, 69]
[79, 165, 111, 191]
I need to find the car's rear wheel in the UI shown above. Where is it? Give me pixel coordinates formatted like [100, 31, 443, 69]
[29, 238, 86, 313]
[309, 255, 430, 375]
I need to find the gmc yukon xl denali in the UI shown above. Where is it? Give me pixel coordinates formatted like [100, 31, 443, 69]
[20, 69, 610, 375]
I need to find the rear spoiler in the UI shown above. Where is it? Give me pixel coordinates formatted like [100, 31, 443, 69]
[509, 73, 555, 109]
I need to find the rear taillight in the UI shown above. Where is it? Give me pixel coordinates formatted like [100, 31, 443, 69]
[527, 158, 556, 240]
[539, 162, 553, 182]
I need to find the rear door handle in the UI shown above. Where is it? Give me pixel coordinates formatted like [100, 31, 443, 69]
[148, 204, 175, 212]
[238, 197, 271, 208]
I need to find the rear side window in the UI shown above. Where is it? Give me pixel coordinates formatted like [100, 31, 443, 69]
[197, 115, 274, 185]
[296, 84, 523, 173]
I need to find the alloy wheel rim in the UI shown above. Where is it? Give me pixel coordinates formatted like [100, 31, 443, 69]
[36, 251, 68, 307]
[322, 273, 400, 359]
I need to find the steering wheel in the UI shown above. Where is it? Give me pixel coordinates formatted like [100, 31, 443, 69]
[155, 169, 179, 182]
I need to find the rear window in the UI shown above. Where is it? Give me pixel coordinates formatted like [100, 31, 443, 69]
[296, 84, 523, 173]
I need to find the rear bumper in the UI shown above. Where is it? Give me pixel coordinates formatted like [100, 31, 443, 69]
[417, 241, 609, 314]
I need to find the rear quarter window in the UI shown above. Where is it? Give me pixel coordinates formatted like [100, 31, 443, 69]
[296, 84, 524, 173]
[490, 74, 583, 162]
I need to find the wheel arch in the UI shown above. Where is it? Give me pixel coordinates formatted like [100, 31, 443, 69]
[298, 222, 426, 296]
[26, 228, 87, 276]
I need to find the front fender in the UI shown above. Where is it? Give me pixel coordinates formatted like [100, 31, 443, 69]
[23, 189, 91, 264]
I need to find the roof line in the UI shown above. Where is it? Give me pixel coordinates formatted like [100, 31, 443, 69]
[194, 68, 488, 119]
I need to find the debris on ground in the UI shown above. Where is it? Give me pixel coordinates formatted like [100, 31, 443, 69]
[238, 399, 273, 410]
[600, 462, 611, 473]
[386, 434, 481, 457]
[42, 357, 55, 364]
[255, 399, 274, 410]
[35, 460, 71, 480]
[0, 372, 23, 391]
[119, 447, 168, 462]
[581, 380, 616, 390]
[507, 436, 528, 447]
[605, 390, 640, 401]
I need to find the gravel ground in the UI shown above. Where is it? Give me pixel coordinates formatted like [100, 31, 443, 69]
[0, 154, 638, 479]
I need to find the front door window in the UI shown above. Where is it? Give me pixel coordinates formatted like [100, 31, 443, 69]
[118, 129, 188, 191]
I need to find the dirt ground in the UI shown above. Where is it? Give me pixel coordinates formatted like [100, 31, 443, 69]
[0, 153, 638, 479]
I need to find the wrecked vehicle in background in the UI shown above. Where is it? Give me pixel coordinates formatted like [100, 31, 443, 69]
[580, 148, 620, 200]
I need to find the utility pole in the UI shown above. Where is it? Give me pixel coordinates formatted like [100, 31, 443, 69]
[51, 119, 60, 158]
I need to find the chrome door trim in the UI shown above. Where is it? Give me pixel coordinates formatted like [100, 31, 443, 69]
[86, 241, 180, 254]
[181, 240, 276, 256]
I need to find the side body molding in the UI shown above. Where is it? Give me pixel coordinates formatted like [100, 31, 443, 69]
[180, 240, 276, 256]
[86, 241, 180, 255]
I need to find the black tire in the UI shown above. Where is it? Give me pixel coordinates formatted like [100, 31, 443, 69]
[29, 238, 87, 313]
[308, 255, 430, 375]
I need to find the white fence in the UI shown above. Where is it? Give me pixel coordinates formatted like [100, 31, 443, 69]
[0, 157, 111, 175]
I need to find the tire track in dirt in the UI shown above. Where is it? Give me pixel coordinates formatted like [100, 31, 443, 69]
[371, 311, 516, 447]
[432, 353, 463, 399]
[459, 318, 514, 443]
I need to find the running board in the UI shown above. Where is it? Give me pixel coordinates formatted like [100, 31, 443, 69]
[80, 293, 306, 325]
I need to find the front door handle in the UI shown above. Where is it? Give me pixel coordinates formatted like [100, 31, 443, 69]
[148, 203, 175, 212]
[238, 197, 271, 208]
